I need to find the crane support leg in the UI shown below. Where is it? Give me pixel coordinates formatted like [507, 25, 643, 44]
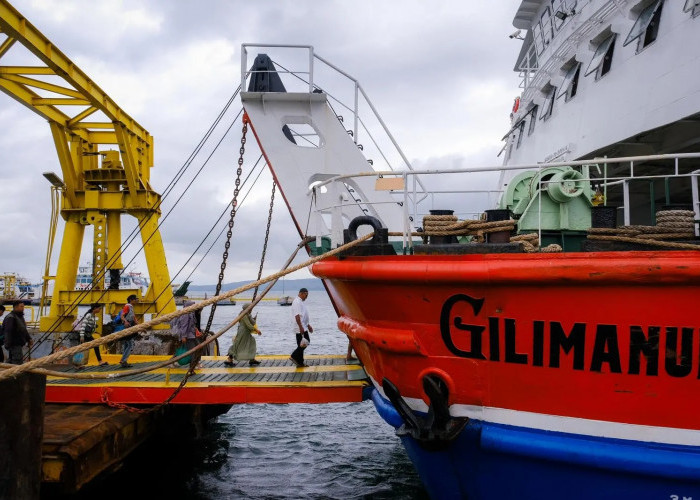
[106, 211, 123, 291]
[40, 220, 84, 331]
[137, 213, 175, 328]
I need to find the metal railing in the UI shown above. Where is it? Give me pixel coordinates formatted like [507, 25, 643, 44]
[240, 44, 424, 182]
[307, 152, 700, 250]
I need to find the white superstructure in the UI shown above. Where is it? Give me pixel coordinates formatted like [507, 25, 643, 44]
[503, 0, 700, 168]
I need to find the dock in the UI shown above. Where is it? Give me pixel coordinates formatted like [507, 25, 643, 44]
[42, 404, 162, 493]
[30, 354, 368, 494]
[45, 354, 369, 405]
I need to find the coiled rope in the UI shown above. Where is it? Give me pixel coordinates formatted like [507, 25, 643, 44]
[588, 210, 699, 250]
[415, 215, 562, 253]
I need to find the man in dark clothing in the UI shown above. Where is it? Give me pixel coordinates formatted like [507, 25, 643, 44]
[0, 304, 6, 363]
[3, 301, 31, 365]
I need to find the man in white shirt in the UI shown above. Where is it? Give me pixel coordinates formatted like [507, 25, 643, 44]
[289, 288, 313, 367]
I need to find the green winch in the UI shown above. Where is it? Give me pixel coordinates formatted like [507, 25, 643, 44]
[499, 166, 593, 232]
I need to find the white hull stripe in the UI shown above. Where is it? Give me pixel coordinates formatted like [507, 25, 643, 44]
[369, 376, 700, 447]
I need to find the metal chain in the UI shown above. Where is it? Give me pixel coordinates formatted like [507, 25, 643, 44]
[99, 367, 194, 413]
[252, 181, 276, 301]
[204, 115, 248, 334]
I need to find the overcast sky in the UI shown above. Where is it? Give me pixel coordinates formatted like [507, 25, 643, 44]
[0, 0, 522, 287]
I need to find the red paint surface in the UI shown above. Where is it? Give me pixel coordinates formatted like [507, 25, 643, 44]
[313, 251, 700, 430]
[45, 385, 364, 405]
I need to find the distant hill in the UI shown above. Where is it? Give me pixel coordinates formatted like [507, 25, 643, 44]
[187, 277, 325, 294]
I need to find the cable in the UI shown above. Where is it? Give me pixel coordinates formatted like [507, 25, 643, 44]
[144, 155, 267, 313]
[29, 91, 242, 356]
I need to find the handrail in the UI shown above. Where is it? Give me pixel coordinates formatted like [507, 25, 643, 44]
[306, 152, 700, 193]
[240, 43, 428, 195]
[306, 151, 700, 247]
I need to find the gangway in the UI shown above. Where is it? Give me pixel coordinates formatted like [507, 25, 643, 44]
[45, 355, 368, 405]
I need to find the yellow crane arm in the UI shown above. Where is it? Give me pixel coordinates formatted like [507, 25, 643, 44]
[0, 0, 175, 331]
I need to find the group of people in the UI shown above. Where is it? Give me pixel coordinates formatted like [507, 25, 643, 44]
[1, 288, 357, 370]
[0, 297, 138, 367]
[223, 287, 355, 369]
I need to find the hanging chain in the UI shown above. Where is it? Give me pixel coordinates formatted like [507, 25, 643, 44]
[252, 180, 276, 301]
[204, 115, 248, 334]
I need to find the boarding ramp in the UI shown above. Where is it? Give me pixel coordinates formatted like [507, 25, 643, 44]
[45, 354, 368, 405]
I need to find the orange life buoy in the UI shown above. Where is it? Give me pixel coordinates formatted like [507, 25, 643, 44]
[512, 97, 521, 113]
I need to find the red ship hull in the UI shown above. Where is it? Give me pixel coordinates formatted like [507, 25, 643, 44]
[313, 250, 700, 439]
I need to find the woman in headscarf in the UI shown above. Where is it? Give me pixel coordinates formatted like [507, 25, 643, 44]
[171, 300, 201, 368]
[224, 309, 261, 367]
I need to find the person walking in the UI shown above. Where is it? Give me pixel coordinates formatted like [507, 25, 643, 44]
[79, 303, 108, 366]
[119, 294, 139, 368]
[0, 305, 6, 363]
[3, 301, 31, 365]
[289, 288, 313, 368]
[170, 300, 201, 368]
[225, 309, 261, 367]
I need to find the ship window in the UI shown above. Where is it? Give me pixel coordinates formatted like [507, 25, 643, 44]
[528, 106, 539, 135]
[533, 24, 545, 55]
[585, 34, 616, 78]
[541, 7, 553, 46]
[516, 120, 526, 148]
[540, 86, 557, 120]
[551, 0, 567, 31]
[623, 0, 663, 47]
[684, 0, 700, 17]
[558, 62, 581, 101]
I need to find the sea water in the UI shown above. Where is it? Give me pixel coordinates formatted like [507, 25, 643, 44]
[63, 294, 428, 500]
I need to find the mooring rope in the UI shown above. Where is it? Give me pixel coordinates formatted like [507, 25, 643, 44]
[587, 209, 698, 249]
[417, 215, 561, 252]
[0, 233, 373, 382]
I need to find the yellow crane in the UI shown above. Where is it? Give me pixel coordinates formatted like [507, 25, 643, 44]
[0, 0, 175, 330]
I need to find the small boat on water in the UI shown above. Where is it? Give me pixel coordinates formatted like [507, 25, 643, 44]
[240, 3, 700, 495]
[276, 296, 293, 306]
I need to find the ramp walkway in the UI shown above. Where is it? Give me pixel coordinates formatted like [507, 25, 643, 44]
[45, 354, 368, 405]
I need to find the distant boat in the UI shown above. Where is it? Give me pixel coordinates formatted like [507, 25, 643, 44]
[277, 296, 293, 306]
[216, 297, 237, 306]
[277, 277, 293, 306]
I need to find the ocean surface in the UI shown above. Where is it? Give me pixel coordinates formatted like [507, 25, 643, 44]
[58, 294, 428, 500]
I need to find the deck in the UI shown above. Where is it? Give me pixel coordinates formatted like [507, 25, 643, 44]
[45, 354, 369, 405]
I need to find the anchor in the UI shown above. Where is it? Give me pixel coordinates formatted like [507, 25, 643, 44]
[382, 375, 468, 451]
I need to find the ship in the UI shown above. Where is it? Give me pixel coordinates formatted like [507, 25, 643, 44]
[276, 296, 293, 306]
[238, 1, 700, 496]
[74, 264, 149, 294]
[0, 273, 37, 305]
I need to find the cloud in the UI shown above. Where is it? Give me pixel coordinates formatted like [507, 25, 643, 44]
[1, 0, 523, 285]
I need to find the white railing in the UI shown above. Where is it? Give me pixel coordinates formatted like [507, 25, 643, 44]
[241, 44, 414, 175]
[308, 152, 700, 250]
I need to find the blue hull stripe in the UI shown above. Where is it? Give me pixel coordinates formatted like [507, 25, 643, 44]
[369, 388, 700, 499]
[481, 422, 700, 482]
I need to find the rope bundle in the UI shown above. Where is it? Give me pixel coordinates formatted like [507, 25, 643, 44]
[588, 209, 698, 249]
[420, 215, 561, 252]
[510, 232, 562, 253]
[421, 214, 516, 241]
